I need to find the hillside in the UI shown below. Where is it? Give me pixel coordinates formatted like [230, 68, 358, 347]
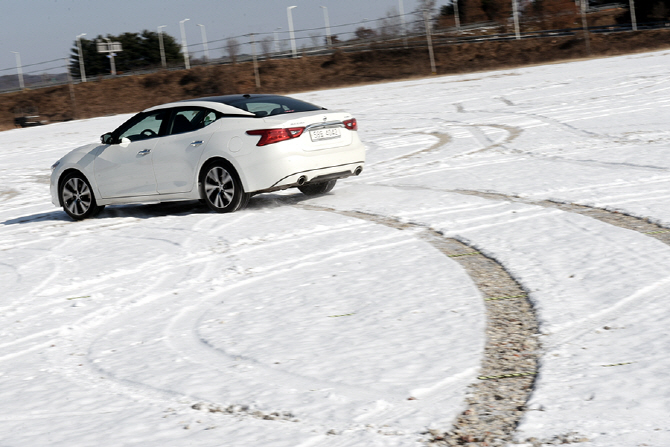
[2, 28, 670, 131]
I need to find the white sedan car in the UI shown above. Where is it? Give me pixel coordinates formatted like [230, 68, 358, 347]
[50, 94, 365, 220]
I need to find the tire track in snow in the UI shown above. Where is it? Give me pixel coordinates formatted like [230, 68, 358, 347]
[299, 204, 541, 447]
[37, 221, 433, 439]
[448, 188, 670, 349]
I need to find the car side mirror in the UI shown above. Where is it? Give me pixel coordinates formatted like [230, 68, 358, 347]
[101, 132, 114, 144]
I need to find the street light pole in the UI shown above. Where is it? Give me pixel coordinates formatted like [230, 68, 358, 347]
[287, 6, 298, 58]
[158, 25, 167, 68]
[321, 6, 332, 47]
[11, 51, 24, 90]
[197, 24, 210, 63]
[76, 33, 87, 82]
[629, 0, 638, 30]
[180, 18, 190, 69]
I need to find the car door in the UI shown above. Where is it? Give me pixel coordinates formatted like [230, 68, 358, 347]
[153, 107, 219, 194]
[94, 110, 168, 198]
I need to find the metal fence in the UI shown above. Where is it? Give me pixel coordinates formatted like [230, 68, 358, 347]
[2, 9, 668, 95]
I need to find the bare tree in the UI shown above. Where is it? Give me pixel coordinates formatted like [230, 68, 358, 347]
[226, 38, 240, 64]
[378, 7, 402, 38]
[412, 0, 438, 31]
[309, 33, 322, 49]
[355, 27, 377, 40]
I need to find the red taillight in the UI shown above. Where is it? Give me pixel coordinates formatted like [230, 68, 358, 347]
[246, 127, 305, 146]
[343, 118, 358, 131]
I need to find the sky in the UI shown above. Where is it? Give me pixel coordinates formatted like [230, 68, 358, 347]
[0, 0, 439, 76]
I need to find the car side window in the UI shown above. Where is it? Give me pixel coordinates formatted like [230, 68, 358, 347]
[169, 108, 220, 135]
[117, 111, 167, 142]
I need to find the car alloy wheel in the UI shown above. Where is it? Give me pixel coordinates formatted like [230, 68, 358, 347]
[60, 173, 101, 220]
[200, 162, 248, 213]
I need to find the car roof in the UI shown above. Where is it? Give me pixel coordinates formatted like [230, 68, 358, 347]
[142, 94, 294, 116]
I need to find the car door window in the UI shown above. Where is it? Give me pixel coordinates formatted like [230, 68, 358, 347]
[118, 111, 167, 142]
[169, 108, 220, 135]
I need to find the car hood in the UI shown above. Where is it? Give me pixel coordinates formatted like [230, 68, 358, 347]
[59, 142, 104, 167]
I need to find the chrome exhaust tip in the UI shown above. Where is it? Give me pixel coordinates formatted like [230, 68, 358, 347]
[354, 166, 363, 176]
[297, 175, 307, 186]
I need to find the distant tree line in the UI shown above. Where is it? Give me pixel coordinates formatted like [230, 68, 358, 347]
[69, 30, 181, 79]
[439, 0, 670, 29]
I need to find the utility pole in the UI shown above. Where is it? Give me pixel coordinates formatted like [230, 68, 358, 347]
[76, 33, 87, 82]
[250, 33, 261, 88]
[424, 10, 437, 75]
[158, 25, 167, 68]
[180, 18, 190, 69]
[65, 57, 77, 119]
[287, 6, 298, 58]
[11, 51, 24, 90]
[453, 0, 461, 33]
[512, 0, 521, 40]
[629, 0, 638, 31]
[198, 24, 210, 62]
[580, 0, 591, 55]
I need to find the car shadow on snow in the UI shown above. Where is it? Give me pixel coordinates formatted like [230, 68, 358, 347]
[245, 192, 322, 210]
[2, 200, 208, 225]
[2, 194, 328, 225]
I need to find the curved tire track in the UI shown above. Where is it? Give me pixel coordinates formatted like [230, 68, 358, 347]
[299, 205, 541, 447]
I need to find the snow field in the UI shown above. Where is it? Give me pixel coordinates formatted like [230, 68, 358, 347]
[2, 50, 670, 445]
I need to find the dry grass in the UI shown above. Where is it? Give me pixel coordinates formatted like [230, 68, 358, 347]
[2, 28, 670, 131]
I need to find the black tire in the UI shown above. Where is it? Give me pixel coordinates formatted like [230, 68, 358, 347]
[59, 172, 101, 220]
[199, 161, 248, 213]
[298, 179, 337, 196]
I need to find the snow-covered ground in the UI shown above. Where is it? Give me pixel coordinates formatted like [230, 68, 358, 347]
[2, 50, 670, 446]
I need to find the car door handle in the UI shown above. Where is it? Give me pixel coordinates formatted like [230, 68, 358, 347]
[137, 149, 151, 156]
[190, 140, 204, 146]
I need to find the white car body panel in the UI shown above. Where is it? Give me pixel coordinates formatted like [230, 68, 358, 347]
[153, 128, 213, 194]
[94, 139, 159, 198]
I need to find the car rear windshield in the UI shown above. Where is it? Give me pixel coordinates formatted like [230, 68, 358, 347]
[221, 95, 324, 117]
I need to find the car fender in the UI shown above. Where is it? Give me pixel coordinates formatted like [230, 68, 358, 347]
[54, 144, 106, 202]
[197, 129, 252, 193]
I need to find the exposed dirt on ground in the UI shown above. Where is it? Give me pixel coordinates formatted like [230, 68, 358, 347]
[2, 28, 670, 131]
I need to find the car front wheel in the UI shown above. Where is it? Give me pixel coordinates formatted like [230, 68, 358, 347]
[200, 161, 248, 213]
[60, 172, 102, 220]
[298, 179, 337, 196]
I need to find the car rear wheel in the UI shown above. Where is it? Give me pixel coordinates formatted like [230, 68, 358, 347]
[298, 179, 337, 196]
[200, 161, 248, 213]
[60, 172, 102, 220]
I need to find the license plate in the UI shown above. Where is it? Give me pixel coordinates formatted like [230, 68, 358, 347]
[309, 127, 341, 141]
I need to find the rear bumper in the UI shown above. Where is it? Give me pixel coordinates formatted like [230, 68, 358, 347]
[236, 136, 366, 193]
[254, 162, 364, 194]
